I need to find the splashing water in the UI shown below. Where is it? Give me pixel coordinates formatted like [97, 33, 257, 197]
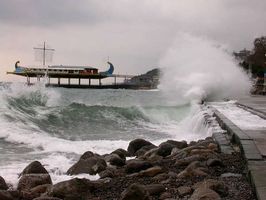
[159, 33, 251, 102]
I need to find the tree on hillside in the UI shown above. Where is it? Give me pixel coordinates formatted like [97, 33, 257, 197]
[234, 36, 266, 77]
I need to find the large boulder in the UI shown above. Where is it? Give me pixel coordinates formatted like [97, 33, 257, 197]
[193, 179, 228, 196]
[111, 148, 129, 159]
[17, 174, 52, 191]
[0, 176, 8, 190]
[20, 161, 49, 177]
[47, 178, 95, 200]
[0, 190, 15, 200]
[29, 184, 52, 199]
[157, 142, 176, 157]
[164, 140, 188, 149]
[67, 156, 107, 175]
[105, 154, 126, 167]
[120, 183, 151, 200]
[125, 160, 153, 174]
[80, 151, 95, 160]
[127, 139, 156, 156]
[190, 188, 221, 200]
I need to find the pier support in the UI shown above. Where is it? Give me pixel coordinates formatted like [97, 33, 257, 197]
[27, 77, 30, 85]
[89, 79, 91, 86]
[99, 79, 102, 86]
[58, 78, 60, 85]
[78, 78, 81, 86]
[68, 78, 70, 85]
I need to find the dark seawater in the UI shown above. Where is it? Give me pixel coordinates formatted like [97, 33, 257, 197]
[0, 83, 209, 186]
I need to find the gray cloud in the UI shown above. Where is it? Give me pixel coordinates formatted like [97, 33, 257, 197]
[1, 0, 266, 81]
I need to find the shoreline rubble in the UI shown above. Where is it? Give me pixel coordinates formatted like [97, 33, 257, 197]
[0, 137, 256, 200]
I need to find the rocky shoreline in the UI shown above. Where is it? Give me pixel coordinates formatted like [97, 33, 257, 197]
[0, 137, 256, 200]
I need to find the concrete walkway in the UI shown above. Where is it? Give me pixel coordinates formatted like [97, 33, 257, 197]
[210, 96, 266, 200]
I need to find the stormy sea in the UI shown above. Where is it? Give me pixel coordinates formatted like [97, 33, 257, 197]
[0, 34, 252, 187]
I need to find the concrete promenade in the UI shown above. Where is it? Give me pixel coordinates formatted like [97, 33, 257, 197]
[210, 96, 266, 200]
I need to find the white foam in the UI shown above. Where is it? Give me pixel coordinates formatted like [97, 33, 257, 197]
[211, 101, 266, 130]
[159, 33, 251, 102]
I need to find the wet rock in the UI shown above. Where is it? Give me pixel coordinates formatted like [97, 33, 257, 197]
[29, 184, 52, 198]
[145, 184, 166, 195]
[138, 166, 163, 177]
[112, 148, 129, 159]
[99, 168, 115, 179]
[110, 154, 126, 166]
[174, 154, 202, 167]
[33, 197, 63, 200]
[125, 160, 153, 174]
[152, 173, 169, 181]
[20, 161, 49, 177]
[135, 145, 156, 157]
[189, 148, 214, 156]
[80, 151, 95, 160]
[177, 186, 192, 197]
[120, 183, 151, 200]
[208, 143, 218, 151]
[190, 188, 221, 200]
[206, 158, 223, 167]
[220, 173, 242, 178]
[177, 161, 207, 179]
[165, 140, 188, 149]
[0, 176, 8, 190]
[193, 179, 228, 196]
[67, 156, 107, 175]
[127, 139, 156, 156]
[47, 178, 95, 199]
[0, 190, 14, 200]
[18, 174, 52, 191]
[159, 192, 172, 199]
[157, 142, 176, 157]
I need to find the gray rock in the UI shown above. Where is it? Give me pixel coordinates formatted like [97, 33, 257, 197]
[108, 154, 126, 167]
[20, 161, 49, 177]
[138, 166, 163, 177]
[157, 142, 176, 157]
[193, 179, 228, 196]
[67, 156, 107, 175]
[99, 168, 115, 179]
[190, 188, 221, 200]
[165, 140, 188, 149]
[177, 186, 192, 197]
[145, 184, 166, 195]
[127, 139, 156, 156]
[33, 197, 63, 200]
[220, 173, 242, 178]
[0, 190, 14, 200]
[135, 145, 157, 157]
[111, 148, 129, 159]
[29, 184, 52, 198]
[206, 158, 223, 167]
[0, 176, 8, 190]
[80, 151, 95, 160]
[125, 160, 153, 174]
[18, 174, 52, 191]
[47, 178, 94, 199]
[120, 183, 151, 200]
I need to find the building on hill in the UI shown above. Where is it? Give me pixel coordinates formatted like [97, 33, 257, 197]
[125, 68, 160, 89]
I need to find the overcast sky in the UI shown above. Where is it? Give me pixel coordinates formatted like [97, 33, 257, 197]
[1, 0, 266, 81]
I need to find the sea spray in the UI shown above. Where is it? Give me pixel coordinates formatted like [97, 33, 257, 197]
[159, 33, 251, 102]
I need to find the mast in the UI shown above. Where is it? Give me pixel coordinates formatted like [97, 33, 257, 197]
[34, 42, 55, 66]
